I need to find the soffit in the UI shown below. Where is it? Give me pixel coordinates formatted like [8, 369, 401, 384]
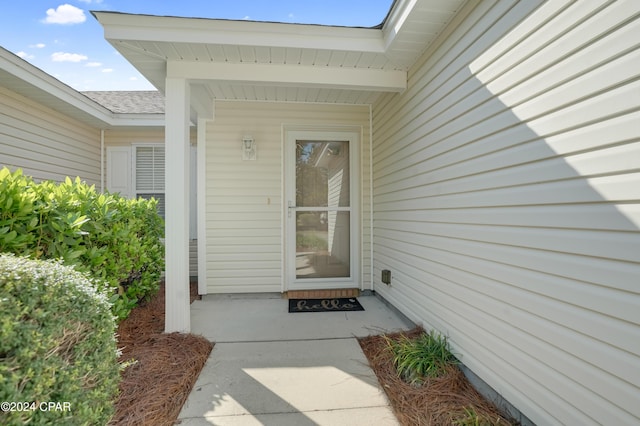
[384, 0, 468, 67]
[93, 0, 467, 106]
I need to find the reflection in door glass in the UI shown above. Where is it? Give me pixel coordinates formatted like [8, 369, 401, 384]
[296, 141, 349, 208]
[296, 211, 350, 278]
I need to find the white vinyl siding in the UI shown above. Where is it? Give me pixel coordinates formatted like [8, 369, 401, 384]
[0, 86, 100, 184]
[134, 145, 165, 218]
[104, 128, 167, 146]
[204, 101, 370, 294]
[372, 1, 640, 425]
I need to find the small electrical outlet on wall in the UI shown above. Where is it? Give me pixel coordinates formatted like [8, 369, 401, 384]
[381, 269, 391, 285]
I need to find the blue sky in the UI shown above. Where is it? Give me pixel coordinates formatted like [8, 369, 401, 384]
[1, 0, 394, 91]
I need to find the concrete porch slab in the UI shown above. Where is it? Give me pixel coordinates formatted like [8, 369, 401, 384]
[179, 293, 413, 425]
[190, 293, 413, 342]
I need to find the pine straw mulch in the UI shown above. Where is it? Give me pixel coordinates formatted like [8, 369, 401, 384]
[109, 286, 513, 425]
[110, 282, 213, 426]
[358, 327, 516, 426]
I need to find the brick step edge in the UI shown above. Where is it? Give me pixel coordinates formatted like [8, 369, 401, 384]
[285, 289, 360, 299]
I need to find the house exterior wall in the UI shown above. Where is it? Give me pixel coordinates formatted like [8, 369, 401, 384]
[105, 127, 199, 277]
[104, 129, 166, 199]
[371, 1, 640, 425]
[0, 85, 101, 184]
[104, 127, 166, 146]
[103, 128, 166, 199]
[203, 101, 370, 293]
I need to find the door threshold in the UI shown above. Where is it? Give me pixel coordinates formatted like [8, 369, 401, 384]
[284, 288, 360, 299]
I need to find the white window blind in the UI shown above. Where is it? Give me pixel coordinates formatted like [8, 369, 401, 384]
[135, 145, 165, 218]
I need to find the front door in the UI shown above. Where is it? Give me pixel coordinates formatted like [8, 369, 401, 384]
[285, 129, 360, 290]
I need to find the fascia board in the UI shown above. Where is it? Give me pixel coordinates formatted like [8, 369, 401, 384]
[382, 0, 418, 51]
[94, 11, 385, 53]
[110, 114, 165, 127]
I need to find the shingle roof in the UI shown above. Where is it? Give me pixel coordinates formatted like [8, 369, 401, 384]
[81, 90, 164, 114]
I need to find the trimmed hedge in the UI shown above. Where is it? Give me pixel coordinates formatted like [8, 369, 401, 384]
[0, 254, 120, 425]
[0, 167, 164, 319]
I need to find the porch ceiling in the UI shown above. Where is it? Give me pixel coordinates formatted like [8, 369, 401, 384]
[93, 0, 466, 106]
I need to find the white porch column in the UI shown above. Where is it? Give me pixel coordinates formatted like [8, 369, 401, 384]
[164, 77, 191, 333]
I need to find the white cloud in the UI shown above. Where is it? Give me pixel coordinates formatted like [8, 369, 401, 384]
[51, 51, 88, 62]
[43, 4, 86, 25]
[29, 43, 46, 49]
[242, 16, 251, 20]
[16, 51, 34, 59]
[102, 68, 114, 73]
[85, 62, 102, 67]
[129, 77, 138, 81]
[288, 13, 295, 19]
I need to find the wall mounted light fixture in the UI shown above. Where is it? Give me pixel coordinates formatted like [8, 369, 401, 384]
[242, 136, 256, 161]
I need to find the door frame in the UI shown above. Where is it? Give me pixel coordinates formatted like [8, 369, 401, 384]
[283, 126, 361, 291]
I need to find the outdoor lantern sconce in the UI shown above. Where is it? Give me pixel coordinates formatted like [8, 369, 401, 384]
[242, 136, 256, 161]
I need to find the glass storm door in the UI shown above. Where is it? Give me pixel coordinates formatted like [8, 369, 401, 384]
[286, 130, 359, 289]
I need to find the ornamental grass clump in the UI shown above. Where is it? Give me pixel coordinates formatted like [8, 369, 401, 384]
[0, 254, 120, 426]
[361, 328, 515, 425]
[385, 329, 459, 385]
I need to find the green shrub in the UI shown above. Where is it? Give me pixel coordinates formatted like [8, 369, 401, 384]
[0, 167, 164, 319]
[385, 329, 459, 384]
[0, 254, 120, 425]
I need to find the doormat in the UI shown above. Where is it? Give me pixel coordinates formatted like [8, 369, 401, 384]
[288, 298, 365, 313]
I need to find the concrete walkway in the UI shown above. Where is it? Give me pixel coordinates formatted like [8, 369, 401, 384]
[177, 293, 414, 425]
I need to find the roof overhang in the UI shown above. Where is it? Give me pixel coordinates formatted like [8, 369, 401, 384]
[92, 0, 467, 107]
[0, 47, 164, 129]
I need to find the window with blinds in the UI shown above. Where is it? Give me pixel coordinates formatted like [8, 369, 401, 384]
[135, 145, 165, 218]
